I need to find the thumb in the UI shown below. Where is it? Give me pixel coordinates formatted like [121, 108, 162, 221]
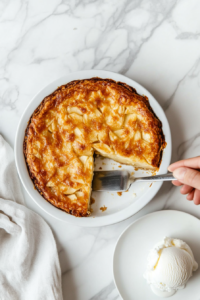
[173, 167, 200, 190]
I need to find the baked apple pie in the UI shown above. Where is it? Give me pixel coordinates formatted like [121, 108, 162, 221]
[24, 78, 166, 217]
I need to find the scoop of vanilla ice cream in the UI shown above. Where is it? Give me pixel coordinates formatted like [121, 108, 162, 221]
[144, 237, 198, 292]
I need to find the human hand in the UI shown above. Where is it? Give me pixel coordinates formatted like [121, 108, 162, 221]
[168, 156, 200, 205]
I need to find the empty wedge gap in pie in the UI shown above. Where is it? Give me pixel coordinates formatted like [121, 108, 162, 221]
[24, 77, 166, 217]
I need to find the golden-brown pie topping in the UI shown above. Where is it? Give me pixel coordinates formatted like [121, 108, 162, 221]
[24, 78, 166, 217]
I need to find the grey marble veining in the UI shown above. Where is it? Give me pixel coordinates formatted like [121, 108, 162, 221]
[0, 0, 200, 299]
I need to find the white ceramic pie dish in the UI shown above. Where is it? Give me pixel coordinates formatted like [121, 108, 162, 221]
[15, 70, 171, 227]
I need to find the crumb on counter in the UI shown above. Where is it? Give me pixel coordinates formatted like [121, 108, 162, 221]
[149, 183, 153, 187]
[91, 197, 95, 204]
[132, 193, 136, 198]
[118, 165, 122, 168]
[99, 167, 102, 170]
[131, 172, 135, 175]
[117, 192, 122, 196]
[100, 205, 107, 212]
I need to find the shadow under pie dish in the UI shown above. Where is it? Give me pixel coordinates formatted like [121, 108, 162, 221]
[24, 77, 166, 217]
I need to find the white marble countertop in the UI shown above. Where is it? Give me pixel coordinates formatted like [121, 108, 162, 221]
[1, 0, 200, 299]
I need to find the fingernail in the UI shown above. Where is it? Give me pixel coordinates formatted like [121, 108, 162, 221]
[173, 167, 187, 180]
[168, 166, 172, 172]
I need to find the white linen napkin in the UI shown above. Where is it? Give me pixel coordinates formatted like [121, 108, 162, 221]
[0, 135, 63, 300]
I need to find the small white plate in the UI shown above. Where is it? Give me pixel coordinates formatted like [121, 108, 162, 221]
[113, 210, 200, 300]
[15, 70, 171, 227]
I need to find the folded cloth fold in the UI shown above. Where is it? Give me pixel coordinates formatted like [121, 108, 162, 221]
[0, 135, 63, 300]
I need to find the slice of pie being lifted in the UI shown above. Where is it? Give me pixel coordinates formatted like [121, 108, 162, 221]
[24, 78, 166, 217]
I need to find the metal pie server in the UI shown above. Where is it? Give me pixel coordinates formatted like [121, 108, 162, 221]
[92, 170, 175, 191]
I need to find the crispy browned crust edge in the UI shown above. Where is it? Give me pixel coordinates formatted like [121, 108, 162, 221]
[24, 77, 166, 217]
